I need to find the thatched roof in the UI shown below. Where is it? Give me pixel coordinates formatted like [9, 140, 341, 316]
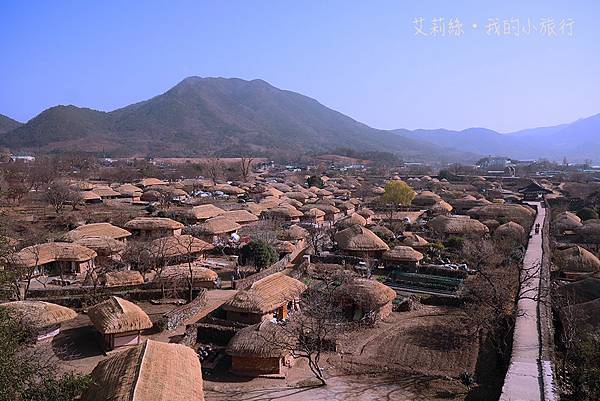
[300, 203, 340, 215]
[336, 213, 367, 229]
[412, 191, 442, 207]
[555, 246, 600, 273]
[370, 225, 394, 238]
[574, 219, 600, 237]
[75, 236, 126, 255]
[429, 215, 489, 236]
[285, 191, 309, 202]
[221, 210, 259, 224]
[494, 222, 526, 242]
[280, 224, 309, 241]
[226, 321, 290, 358]
[555, 276, 600, 305]
[402, 232, 429, 247]
[467, 204, 535, 226]
[243, 202, 267, 216]
[82, 339, 204, 401]
[124, 217, 184, 231]
[158, 264, 218, 285]
[224, 273, 307, 314]
[197, 217, 241, 235]
[265, 206, 304, 218]
[430, 200, 453, 214]
[357, 208, 374, 218]
[191, 204, 225, 220]
[150, 235, 214, 258]
[138, 178, 168, 187]
[0, 301, 76, 330]
[100, 270, 145, 287]
[87, 296, 153, 334]
[115, 183, 143, 197]
[262, 187, 284, 197]
[334, 279, 396, 311]
[64, 223, 131, 241]
[554, 211, 582, 233]
[213, 183, 245, 195]
[13, 242, 97, 268]
[275, 240, 296, 254]
[92, 185, 121, 198]
[80, 191, 102, 201]
[383, 246, 424, 262]
[482, 219, 501, 231]
[335, 225, 389, 252]
[303, 208, 325, 218]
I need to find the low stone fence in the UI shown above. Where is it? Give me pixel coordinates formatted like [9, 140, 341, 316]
[159, 289, 207, 331]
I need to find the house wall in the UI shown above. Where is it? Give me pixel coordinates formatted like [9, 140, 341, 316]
[225, 310, 270, 325]
[231, 356, 282, 376]
[105, 330, 141, 350]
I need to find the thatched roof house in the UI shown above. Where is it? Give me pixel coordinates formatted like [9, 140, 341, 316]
[300, 208, 326, 224]
[149, 235, 214, 260]
[335, 225, 390, 256]
[429, 215, 489, 238]
[224, 273, 307, 324]
[264, 206, 304, 222]
[243, 202, 267, 216]
[493, 221, 526, 243]
[87, 296, 152, 350]
[98, 270, 145, 288]
[383, 245, 424, 265]
[124, 217, 184, 239]
[221, 210, 260, 224]
[92, 185, 121, 198]
[334, 279, 397, 321]
[63, 223, 131, 242]
[555, 246, 600, 274]
[554, 211, 582, 234]
[197, 216, 242, 237]
[75, 236, 126, 256]
[82, 339, 204, 401]
[279, 224, 309, 241]
[190, 204, 225, 221]
[138, 178, 168, 188]
[467, 204, 535, 227]
[157, 264, 219, 289]
[115, 183, 143, 198]
[0, 301, 76, 342]
[402, 232, 429, 248]
[80, 191, 102, 203]
[226, 321, 292, 377]
[336, 213, 367, 229]
[13, 242, 97, 275]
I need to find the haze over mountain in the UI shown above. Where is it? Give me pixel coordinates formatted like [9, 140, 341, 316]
[395, 114, 600, 163]
[0, 77, 471, 162]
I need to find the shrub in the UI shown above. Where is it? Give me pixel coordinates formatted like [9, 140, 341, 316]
[239, 240, 279, 270]
[577, 207, 599, 221]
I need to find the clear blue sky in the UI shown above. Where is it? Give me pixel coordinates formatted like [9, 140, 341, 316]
[1, 0, 599, 132]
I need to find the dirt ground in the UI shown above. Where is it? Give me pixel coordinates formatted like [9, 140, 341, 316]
[203, 306, 476, 401]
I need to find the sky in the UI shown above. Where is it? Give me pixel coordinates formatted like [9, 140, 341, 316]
[1, 0, 599, 132]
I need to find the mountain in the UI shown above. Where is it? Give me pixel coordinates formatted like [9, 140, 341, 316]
[0, 77, 472, 162]
[395, 113, 600, 162]
[0, 114, 22, 135]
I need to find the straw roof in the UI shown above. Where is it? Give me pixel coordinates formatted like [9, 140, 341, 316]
[334, 279, 396, 311]
[467, 204, 535, 226]
[300, 203, 340, 215]
[262, 187, 284, 197]
[93, 185, 121, 198]
[574, 219, 600, 237]
[64, 223, 131, 241]
[275, 240, 296, 254]
[265, 206, 304, 219]
[554, 211, 582, 233]
[0, 301, 76, 330]
[280, 224, 309, 241]
[227, 321, 290, 358]
[151, 234, 214, 258]
[87, 296, 153, 334]
[221, 210, 259, 224]
[80, 191, 102, 201]
[402, 232, 429, 248]
[336, 213, 367, 229]
[370, 225, 394, 238]
[482, 219, 501, 231]
[139, 178, 168, 187]
[335, 225, 390, 252]
[280, 197, 304, 208]
[158, 264, 218, 285]
[429, 215, 489, 236]
[430, 200, 453, 214]
[82, 339, 204, 401]
[412, 191, 442, 207]
[100, 270, 145, 287]
[75, 236, 126, 255]
[190, 204, 225, 220]
[13, 242, 97, 268]
[125, 217, 184, 231]
[494, 222, 526, 242]
[303, 208, 325, 218]
[115, 183, 143, 197]
[383, 246, 424, 262]
[555, 246, 600, 273]
[243, 202, 267, 216]
[213, 183, 245, 195]
[224, 273, 307, 314]
[357, 208, 374, 218]
[285, 191, 309, 202]
[197, 216, 241, 235]
[71, 181, 94, 191]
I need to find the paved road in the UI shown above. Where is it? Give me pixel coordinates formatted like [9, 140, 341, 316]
[500, 202, 556, 401]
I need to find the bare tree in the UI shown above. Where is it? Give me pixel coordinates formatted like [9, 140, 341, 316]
[203, 157, 223, 186]
[44, 180, 79, 214]
[238, 156, 255, 182]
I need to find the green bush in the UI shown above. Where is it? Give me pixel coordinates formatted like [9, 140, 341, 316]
[239, 240, 279, 270]
[577, 207, 599, 221]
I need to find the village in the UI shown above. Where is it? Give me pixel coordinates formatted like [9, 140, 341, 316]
[0, 153, 597, 400]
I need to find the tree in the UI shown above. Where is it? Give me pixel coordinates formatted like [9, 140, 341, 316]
[306, 175, 324, 189]
[577, 207, 599, 221]
[381, 180, 415, 223]
[0, 309, 91, 401]
[239, 240, 278, 271]
[238, 156, 255, 182]
[44, 181, 79, 214]
[203, 158, 222, 185]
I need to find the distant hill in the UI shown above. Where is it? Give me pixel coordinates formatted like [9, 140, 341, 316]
[0, 114, 22, 135]
[395, 113, 600, 162]
[0, 77, 472, 162]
